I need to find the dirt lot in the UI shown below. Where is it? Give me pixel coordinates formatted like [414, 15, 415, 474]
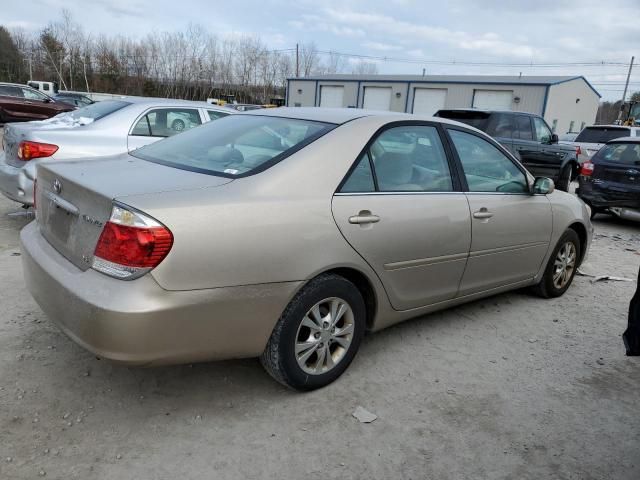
[1, 136, 639, 479]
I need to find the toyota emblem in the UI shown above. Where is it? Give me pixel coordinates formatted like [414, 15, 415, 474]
[53, 179, 62, 194]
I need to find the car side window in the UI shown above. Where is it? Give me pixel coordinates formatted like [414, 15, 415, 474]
[533, 117, 552, 143]
[487, 113, 513, 138]
[0, 86, 23, 97]
[207, 110, 230, 121]
[131, 108, 202, 137]
[514, 115, 533, 141]
[448, 129, 528, 194]
[341, 125, 454, 192]
[341, 153, 375, 193]
[21, 88, 47, 101]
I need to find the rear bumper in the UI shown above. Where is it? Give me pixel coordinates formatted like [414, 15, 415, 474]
[21, 222, 300, 365]
[0, 151, 34, 205]
[578, 179, 640, 209]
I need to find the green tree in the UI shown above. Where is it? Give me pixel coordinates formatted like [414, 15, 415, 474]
[0, 26, 25, 82]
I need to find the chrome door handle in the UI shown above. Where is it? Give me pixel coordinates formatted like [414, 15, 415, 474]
[349, 211, 380, 224]
[473, 209, 493, 219]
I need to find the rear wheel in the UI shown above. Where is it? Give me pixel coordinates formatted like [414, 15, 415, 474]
[260, 274, 366, 391]
[533, 229, 581, 298]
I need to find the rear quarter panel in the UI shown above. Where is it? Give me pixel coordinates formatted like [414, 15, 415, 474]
[119, 116, 398, 293]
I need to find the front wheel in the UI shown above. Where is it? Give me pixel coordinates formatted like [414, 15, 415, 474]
[171, 119, 186, 132]
[533, 229, 581, 298]
[260, 274, 366, 391]
[555, 165, 573, 192]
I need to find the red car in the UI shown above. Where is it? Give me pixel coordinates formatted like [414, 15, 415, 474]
[0, 83, 74, 123]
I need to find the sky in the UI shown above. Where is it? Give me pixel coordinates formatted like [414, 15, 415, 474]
[3, 0, 640, 100]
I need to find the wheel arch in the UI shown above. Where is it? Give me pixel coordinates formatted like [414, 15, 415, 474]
[568, 221, 588, 265]
[310, 267, 378, 331]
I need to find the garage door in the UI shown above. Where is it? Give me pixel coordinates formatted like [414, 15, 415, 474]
[319, 86, 344, 108]
[473, 90, 513, 110]
[363, 87, 392, 111]
[413, 88, 447, 115]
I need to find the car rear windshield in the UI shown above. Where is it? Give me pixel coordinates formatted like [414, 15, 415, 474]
[66, 100, 130, 122]
[435, 110, 491, 131]
[131, 115, 335, 177]
[575, 127, 631, 143]
[594, 142, 640, 165]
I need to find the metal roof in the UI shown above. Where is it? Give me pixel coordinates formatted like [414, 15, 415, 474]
[288, 74, 601, 97]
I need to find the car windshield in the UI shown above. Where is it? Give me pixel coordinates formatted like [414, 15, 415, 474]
[131, 115, 335, 177]
[575, 127, 631, 143]
[594, 143, 640, 165]
[65, 100, 130, 121]
[436, 110, 490, 131]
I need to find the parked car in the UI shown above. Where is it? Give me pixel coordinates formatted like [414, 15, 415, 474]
[435, 109, 580, 191]
[53, 92, 94, 108]
[21, 108, 592, 390]
[0, 82, 74, 123]
[570, 125, 640, 164]
[578, 137, 640, 221]
[0, 99, 231, 206]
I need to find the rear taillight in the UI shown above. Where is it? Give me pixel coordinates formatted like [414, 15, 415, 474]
[580, 161, 594, 176]
[17, 141, 58, 161]
[92, 204, 173, 280]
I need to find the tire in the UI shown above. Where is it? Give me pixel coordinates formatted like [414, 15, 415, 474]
[556, 165, 573, 192]
[260, 273, 366, 391]
[533, 229, 581, 298]
[171, 119, 185, 131]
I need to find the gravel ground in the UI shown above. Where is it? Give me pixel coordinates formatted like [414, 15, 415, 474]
[1, 130, 639, 479]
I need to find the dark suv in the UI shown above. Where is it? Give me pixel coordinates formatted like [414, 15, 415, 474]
[0, 83, 74, 123]
[435, 109, 579, 191]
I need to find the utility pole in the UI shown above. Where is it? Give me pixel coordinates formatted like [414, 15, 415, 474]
[617, 55, 634, 122]
[296, 43, 299, 78]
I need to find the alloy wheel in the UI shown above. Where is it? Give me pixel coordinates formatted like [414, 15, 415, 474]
[295, 297, 355, 375]
[553, 241, 577, 289]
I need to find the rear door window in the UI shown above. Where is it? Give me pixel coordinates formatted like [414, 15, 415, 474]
[486, 113, 514, 138]
[131, 108, 202, 137]
[514, 115, 534, 140]
[340, 125, 454, 192]
[0, 85, 23, 97]
[575, 127, 632, 143]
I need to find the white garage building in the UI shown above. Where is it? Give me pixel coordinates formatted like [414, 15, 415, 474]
[286, 74, 600, 135]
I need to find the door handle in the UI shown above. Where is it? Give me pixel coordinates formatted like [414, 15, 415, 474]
[473, 208, 493, 219]
[349, 211, 380, 225]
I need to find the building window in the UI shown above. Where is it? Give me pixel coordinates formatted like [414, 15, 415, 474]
[569, 120, 575, 133]
[294, 103, 302, 107]
[551, 119, 558, 133]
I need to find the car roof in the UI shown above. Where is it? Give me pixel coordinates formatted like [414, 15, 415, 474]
[240, 107, 411, 124]
[583, 124, 637, 129]
[438, 108, 536, 116]
[0, 82, 36, 88]
[116, 97, 226, 109]
[606, 136, 640, 144]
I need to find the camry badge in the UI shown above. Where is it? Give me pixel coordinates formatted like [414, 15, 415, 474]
[52, 179, 62, 194]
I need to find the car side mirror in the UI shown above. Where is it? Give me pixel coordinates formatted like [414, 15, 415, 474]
[533, 177, 555, 194]
[550, 133, 558, 144]
[43, 98, 52, 103]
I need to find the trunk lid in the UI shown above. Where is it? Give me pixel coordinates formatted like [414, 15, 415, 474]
[36, 153, 232, 270]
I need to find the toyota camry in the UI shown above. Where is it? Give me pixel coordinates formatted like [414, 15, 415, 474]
[21, 108, 592, 390]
